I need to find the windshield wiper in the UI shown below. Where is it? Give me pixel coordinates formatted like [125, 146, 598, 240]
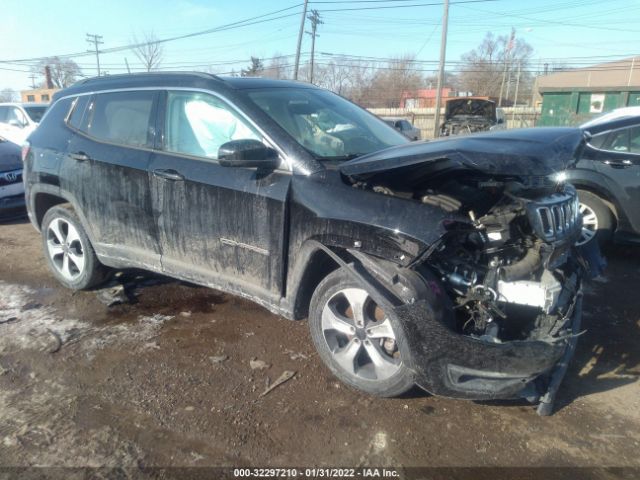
[317, 153, 363, 161]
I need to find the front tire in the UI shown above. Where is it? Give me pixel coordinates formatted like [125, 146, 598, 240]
[308, 268, 415, 397]
[41, 205, 108, 290]
[576, 190, 614, 248]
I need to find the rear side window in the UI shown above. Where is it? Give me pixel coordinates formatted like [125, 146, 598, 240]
[24, 106, 47, 123]
[85, 91, 155, 147]
[67, 96, 90, 130]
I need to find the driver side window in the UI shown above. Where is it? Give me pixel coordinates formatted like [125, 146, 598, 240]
[164, 91, 260, 159]
[629, 126, 640, 153]
[604, 129, 630, 152]
[597, 126, 640, 154]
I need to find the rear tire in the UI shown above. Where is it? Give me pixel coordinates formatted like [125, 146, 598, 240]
[41, 205, 108, 290]
[308, 268, 415, 397]
[576, 190, 614, 248]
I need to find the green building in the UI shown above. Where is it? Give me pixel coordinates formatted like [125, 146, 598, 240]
[536, 56, 640, 126]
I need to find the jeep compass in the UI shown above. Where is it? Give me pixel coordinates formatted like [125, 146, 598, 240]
[23, 73, 600, 414]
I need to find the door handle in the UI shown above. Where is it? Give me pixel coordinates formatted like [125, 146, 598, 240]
[153, 168, 185, 181]
[603, 159, 633, 169]
[69, 152, 90, 162]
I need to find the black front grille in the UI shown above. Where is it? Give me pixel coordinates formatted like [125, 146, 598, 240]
[526, 186, 581, 243]
[0, 169, 22, 186]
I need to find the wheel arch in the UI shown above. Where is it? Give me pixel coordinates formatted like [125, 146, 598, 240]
[566, 172, 623, 224]
[29, 185, 98, 245]
[288, 243, 345, 320]
[286, 238, 430, 321]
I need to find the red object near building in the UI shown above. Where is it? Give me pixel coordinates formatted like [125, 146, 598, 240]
[401, 88, 453, 108]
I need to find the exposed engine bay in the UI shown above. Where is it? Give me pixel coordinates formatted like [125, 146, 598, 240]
[441, 117, 496, 137]
[440, 98, 501, 137]
[351, 170, 583, 344]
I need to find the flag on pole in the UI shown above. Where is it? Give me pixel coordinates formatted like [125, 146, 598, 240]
[506, 27, 516, 53]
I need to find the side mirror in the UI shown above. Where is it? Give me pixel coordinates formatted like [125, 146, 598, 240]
[218, 139, 280, 169]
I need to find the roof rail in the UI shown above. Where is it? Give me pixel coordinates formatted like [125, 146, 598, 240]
[75, 71, 223, 86]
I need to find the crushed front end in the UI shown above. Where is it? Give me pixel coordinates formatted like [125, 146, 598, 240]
[404, 179, 594, 414]
[341, 128, 604, 414]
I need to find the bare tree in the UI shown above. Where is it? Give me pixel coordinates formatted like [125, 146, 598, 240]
[315, 60, 353, 95]
[458, 32, 533, 101]
[366, 55, 424, 108]
[263, 54, 290, 80]
[0, 88, 17, 102]
[34, 57, 82, 88]
[132, 32, 164, 72]
[241, 57, 264, 77]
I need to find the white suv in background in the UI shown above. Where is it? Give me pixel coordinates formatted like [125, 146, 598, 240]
[0, 103, 49, 145]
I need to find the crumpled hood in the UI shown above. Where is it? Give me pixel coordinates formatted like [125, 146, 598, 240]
[445, 98, 496, 121]
[340, 127, 586, 179]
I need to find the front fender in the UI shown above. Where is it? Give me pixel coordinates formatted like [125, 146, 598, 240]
[288, 172, 461, 266]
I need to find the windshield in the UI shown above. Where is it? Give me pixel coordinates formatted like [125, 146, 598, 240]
[24, 106, 48, 123]
[246, 88, 408, 160]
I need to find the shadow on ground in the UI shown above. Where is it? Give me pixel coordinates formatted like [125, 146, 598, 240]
[554, 245, 640, 411]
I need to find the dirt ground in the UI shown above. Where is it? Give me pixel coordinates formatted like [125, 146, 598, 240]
[0, 216, 639, 474]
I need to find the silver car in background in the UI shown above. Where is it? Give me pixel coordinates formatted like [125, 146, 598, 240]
[382, 117, 421, 141]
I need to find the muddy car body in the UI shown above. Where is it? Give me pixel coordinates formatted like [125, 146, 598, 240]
[23, 73, 598, 414]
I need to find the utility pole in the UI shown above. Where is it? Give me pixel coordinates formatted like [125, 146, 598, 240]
[498, 59, 508, 107]
[86, 33, 104, 76]
[29, 74, 37, 89]
[432, 0, 449, 139]
[505, 61, 514, 106]
[498, 28, 515, 107]
[306, 9, 323, 84]
[512, 61, 521, 123]
[293, 0, 309, 80]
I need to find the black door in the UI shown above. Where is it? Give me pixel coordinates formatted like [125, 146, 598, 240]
[590, 125, 640, 233]
[62, 90, 162, 269]
[149, 90, 290, 300]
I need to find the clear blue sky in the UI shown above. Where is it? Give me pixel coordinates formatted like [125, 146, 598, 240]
[1, 0, 639, 91]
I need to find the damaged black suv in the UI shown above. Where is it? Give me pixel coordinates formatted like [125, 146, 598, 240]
[24, 73, 598, 415]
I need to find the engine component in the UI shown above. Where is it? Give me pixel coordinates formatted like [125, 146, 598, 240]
[500, 240, 542, 281]
[497, 271, 562, 314]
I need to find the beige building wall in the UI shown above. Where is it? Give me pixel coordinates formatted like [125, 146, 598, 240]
[537, 57, 640, 90]
[20, 88, 59, 103]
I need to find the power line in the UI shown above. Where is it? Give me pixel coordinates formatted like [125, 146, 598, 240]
[315, 0, 499, 12]
[0, 4, 304, 65]
[459, 2, 640, 33]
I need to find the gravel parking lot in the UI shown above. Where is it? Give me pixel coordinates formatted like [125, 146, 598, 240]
[0, 217, 639, 474]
